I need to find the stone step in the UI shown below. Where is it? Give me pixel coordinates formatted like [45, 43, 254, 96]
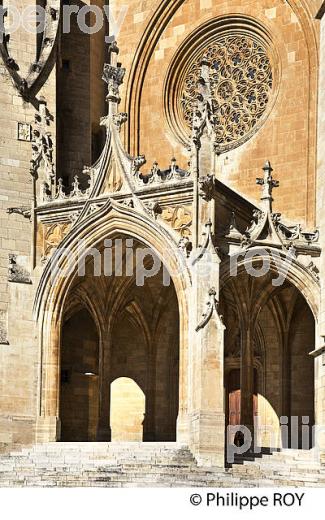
[232, 448, 318, 466]
[1, 443, 325, 487]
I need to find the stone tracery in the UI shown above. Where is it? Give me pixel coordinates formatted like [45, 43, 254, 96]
[180, 34, 273, 151]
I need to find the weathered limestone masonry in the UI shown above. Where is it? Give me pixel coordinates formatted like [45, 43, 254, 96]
[0, 0, 106, 449]
[57, 0, 106, 187]
[0, 0, 59, 447]
[0, 0, 325, 487]
[113, 0, 320, 226]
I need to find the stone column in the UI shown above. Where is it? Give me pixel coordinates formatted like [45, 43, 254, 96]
[190, 285, 225, 466]
[280, 330, 291, 448]
[36, 313, 61, 442]
[36, 416, 61, 443]
[97, 331, 111, 441]
[144, 347, 156, 441]
[187, 67, 226, 465]
[189, 226, 225, 466]
[176, 314, 191, 444]
[240, 322, 254, 440]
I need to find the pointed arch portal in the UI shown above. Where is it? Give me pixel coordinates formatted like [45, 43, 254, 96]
[221, 268, 316, 450]
[52, 232, 181, 442]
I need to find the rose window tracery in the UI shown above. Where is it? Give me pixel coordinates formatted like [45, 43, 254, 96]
[179, 34, 273, 152]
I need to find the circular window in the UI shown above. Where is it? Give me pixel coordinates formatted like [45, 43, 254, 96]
[165, 18, 278, 153]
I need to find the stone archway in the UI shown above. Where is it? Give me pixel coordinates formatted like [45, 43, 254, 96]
[60, 308, 99, 441]
[34, 206, 190, 444]
[221, 267, 317, 451]
[57, 235, 181, 442]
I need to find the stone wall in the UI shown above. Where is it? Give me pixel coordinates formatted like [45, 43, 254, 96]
[112, 0, 320, 226]
[0, 0, 108, 447]
[0, 0, 57, 447]
[315, 1, 325, 446]
[57, 0, 107, 186]
[0, 0, 323, 459]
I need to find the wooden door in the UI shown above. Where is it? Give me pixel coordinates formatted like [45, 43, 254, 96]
[229, 389, 241, 425]
[227, 368, 258, 426]
[228, 369, 241, 426]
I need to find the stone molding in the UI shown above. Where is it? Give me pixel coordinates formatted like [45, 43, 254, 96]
[0, 1, 61, 101]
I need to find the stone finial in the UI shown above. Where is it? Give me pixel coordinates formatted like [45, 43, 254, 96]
[71, 175, 82, 198]
[102, 40, 125, 110]
[256, 160, 279, 212]
[56, 178, 66, 200]
[102, 63, 126, 106]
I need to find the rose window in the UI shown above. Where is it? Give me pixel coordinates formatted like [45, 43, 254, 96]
[179, 34, 273, 152]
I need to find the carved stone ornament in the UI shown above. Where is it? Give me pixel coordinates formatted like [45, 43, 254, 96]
[132, 155, 147, 176]
[196, 288, 221, 331]
[88, 204, 102, 216]
[307, 261, 320, 281]
[225, 212, 243, 240]
[135, 158, 190, 185]
[160, 206, 192, 238]
[0, 310, 9, 345]
[102, 64, 126, 104]
[39, 174, 92, 204]
[68, 211, 81, 225]
[180, 34, 273, 152]
[178, 236, 193, 258]
[145, 201, 162, 219]
[113, 112, 128, 131]
[0, 1, 61, 100]
[42, 223, 71, 259]
[241, 235, 252, 249]
[120, 199, 135, 209]
[245, 209, 265, 236]
[238, 161, 320, 252]
[30, 99, 55, 186]
[7, 206, 31, 220]
[17, 122, 32, 142]
[8, 255, 31, 284]
[199, 174, 215, 201]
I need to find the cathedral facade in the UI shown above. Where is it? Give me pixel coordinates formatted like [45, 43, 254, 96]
[1, 0, 325, 482]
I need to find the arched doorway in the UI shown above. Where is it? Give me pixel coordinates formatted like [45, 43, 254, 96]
[58, 235, 180, 442]
[110, 377, 145, 441]
[221, 270, 316, 451]
[60, 308, 99, 441]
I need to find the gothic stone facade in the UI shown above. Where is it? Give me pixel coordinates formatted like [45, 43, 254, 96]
[0, 0, 325, 471]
